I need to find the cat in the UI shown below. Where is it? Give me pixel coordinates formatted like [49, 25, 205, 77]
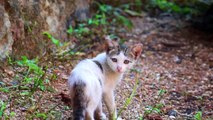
[68, 36, 142, 120]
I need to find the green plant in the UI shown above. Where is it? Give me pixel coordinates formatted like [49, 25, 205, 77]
[16, 56, 46, 93]
[9, 111, 16, 118]
[2, 54, 68, 119]
[144, 103, 164, 115]
[117, 73, 140, 120]
[194, 111, 202, 120]
[17, 56, 43, 75]
[142, 89, 166, 118]
[35, 112, 47, 119]
[43, 31, 75, 57]
[0, 87, 9, 93]
[96, 2, 133, 29]
[43, 32, 62, 47]
[135, 0, 143, 11]
[66, 2, 142, 56]
[67, 2, 135, 38]
[0, 101, 6, 117]
[149, 0, 199, 15]
[6, 54, 14, 65]
[67, 14, 106, 38]
[0, 101, 16, 119]
[88, 14, 107, 26]
[158, 89, 166, 96]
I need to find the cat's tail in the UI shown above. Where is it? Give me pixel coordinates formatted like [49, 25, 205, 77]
[72, 81, 87, 120]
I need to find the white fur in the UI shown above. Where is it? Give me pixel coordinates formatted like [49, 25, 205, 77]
[68, 60, 103, 119]
[68, 52, 134, 120]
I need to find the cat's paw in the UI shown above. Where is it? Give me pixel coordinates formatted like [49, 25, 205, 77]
[100, 113, 106, 120]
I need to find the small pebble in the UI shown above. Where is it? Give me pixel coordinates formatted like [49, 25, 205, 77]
[173, 56, 182, 64]
[185, 108, 193, 114]
[169, 115, 176, 119]
[168, 110, 177, 116]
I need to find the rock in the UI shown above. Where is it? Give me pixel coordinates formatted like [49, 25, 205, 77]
[0, 0, 91, 60]
[74, 0, 90, 22]
[173, 55, 182, 64]
[4, 68, 15, 76]
[169, 115, 176, 119]
[170, 91, 181, 98]
[10, 80, 19, 86]
[0, 81, 5, 86]
[0, 4, 13, 60]
[156, 73, 161, 81]
[185, 108, 193, 115]
[167, 110, 178, 117]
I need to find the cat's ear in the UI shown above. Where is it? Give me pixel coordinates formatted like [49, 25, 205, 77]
[104, 36, 119, 53]
[131, 43, 143, 60]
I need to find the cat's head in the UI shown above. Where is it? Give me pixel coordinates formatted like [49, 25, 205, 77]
[105, 36, 143, 73]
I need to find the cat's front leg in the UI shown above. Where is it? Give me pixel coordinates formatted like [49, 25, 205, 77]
[103, 91, 122, 120]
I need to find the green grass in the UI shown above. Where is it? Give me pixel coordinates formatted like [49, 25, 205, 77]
[141, 89, 166, 119]
[0, 55, 54, 119]
[117, 77, 140, 119]
[194, 111, 202, 120]
[43, 32, 62, 47]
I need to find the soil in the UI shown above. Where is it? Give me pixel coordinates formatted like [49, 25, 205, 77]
[0, 13, 213, 120]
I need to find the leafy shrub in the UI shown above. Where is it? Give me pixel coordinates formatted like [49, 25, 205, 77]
[16, 56, 46, 92]
[67, 2, 135, 38]
[145, 0, 213, 16]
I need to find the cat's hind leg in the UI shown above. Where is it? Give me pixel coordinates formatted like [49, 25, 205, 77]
[85, 83, 102, 120]
[71, 82, 87, 120]
[85, 105, 96, 120]
[94, 101, 106, 120]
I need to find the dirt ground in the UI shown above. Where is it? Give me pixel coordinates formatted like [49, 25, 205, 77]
[52, 14, 213, 120]
[1, 14, 213, 120]
[116, 15, 213, 119]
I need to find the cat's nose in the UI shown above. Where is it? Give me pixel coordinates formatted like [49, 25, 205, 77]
[117, 66, 122, 72]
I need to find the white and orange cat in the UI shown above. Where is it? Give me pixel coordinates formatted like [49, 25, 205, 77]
[68, 36, 142, 120]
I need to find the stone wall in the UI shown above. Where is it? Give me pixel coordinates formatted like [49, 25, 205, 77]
[0, 0, 90, 60]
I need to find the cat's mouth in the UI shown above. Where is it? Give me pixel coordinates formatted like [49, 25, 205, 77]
[116, 69, 125, 73]
[117, 67, 123, 73]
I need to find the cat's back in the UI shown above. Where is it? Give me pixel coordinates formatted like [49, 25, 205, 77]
[68, 59, 103, 87]
[72, 59, 96, 72]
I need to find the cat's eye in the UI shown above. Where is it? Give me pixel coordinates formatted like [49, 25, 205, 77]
[124, 60, 130, 64]
[111, 58, 117, 62]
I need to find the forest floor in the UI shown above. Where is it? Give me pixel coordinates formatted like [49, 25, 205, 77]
[1, 13, 213, 120]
